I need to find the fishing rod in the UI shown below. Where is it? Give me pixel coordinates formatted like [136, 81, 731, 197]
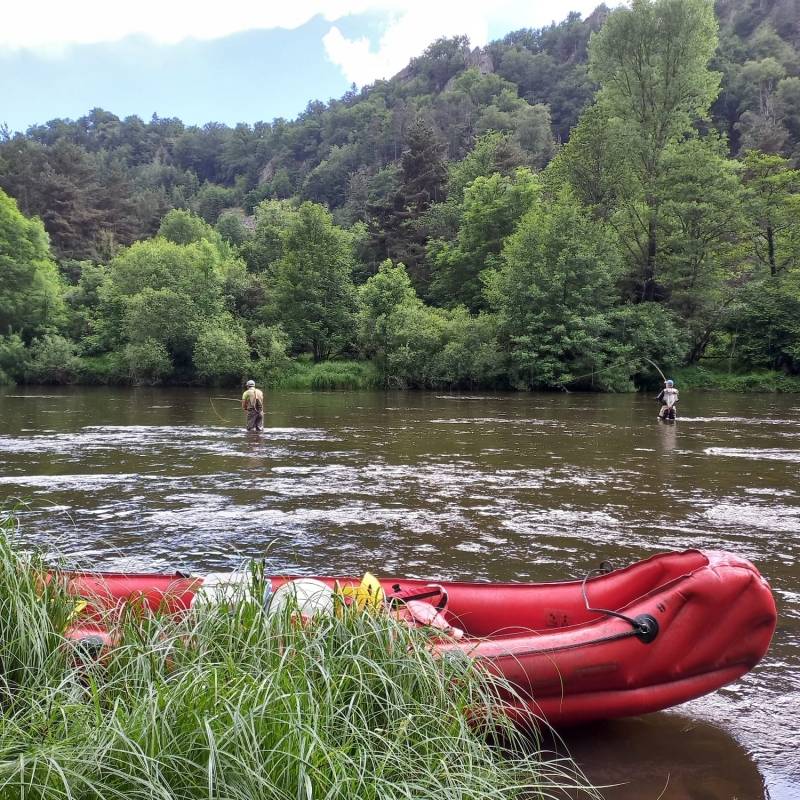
[558, 356, 668, 391]
[641, 357, 667, 383]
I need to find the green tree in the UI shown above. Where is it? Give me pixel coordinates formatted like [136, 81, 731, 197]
[728, 273, 800, 374]
[411, 35, 472, 92]
[193, 182, 236, 224]
[544, 104, 633, 222]
[428, 169, 541, 311]
[0, 334, 28, 385]
[158, 208, 222, 246]
[485, 194, 627, 389]
[216, 211, 250, 247]
[447, 131, 529, 204]
[25, 334, 81, 384]
[357, 260, 419, 367]
[123, 287, 198, 354]
[250, 324, 291, 382]
[273, 202, 358, 361]
[63, 262, 108, 349]
[103, 235, 242, 378]
[379, 300, 450, 388]
[589, 0, 721, 300]
[431, 308, 503, 389]
[0, 189, 65, 339]
[301, 144, 358, 207]
[776, 77, 800, 146]
[369, 118, 448, 288]
[741, 150, 800, 277]
[367, 296, 502, 389]
[655, 137, 749, 360]
[193, 316, 250, 384]
[124, 339, 173, 384]
[240, 200, 298, 273]
[734, 58, 790, 154]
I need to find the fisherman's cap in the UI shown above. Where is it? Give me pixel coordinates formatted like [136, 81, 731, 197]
[246, 380, 256, 387]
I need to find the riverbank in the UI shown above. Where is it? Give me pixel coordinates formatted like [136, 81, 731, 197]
[6, 354, 800, 394]
[675, 365, 800, 392]
[5, 355, 800, 392]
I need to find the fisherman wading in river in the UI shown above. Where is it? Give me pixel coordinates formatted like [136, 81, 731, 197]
[242, 380, 264, 432]
[656, 379, 679, 421]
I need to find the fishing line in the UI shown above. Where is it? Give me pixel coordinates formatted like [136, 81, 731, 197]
[557, 356, 668, 391]
[641, 357, 667, 383]
[209, 396, 240, 424]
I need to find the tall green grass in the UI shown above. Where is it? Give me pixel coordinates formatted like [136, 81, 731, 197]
[0, 515, 595, 799]
[674, 365, 800, 392]
[269, 359, 382, 391]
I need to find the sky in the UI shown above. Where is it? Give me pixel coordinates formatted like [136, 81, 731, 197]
[0, 1, 612, 134]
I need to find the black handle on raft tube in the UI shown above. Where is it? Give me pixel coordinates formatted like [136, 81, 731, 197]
[581, 567, 660, 643]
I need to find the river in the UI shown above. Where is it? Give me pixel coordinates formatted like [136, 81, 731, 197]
[0, 387, 797, 799]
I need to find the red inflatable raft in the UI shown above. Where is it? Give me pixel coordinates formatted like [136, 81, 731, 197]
[62, 549, 777, 727]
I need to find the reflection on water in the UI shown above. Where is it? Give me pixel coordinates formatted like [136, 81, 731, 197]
[560, 713, 767, 800]
[0, 387, 799, 799]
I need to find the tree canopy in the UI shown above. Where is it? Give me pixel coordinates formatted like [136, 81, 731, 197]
[1, 0, 800, 389]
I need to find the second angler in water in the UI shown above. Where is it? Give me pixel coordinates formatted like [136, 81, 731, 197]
[657, 379, 679, 421]
[241, 380, 265, 432]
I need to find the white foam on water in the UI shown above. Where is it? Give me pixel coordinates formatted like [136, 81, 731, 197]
[0, 425, 337, 458]
[681, 416, 800, 426]
[0, 473, 167, 489]
[745, 487, 795, 497]
[434, 395, 505, 401]
[704, 502, 800, 532]
[704, 447, 800, 462]
[454, 541, 487, 553]
[429, 417, 562, 426]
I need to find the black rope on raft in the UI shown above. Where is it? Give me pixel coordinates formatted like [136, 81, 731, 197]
[581, 567, 660, 643]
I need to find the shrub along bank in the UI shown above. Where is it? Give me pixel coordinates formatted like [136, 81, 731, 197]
[674, 366, 800, 393]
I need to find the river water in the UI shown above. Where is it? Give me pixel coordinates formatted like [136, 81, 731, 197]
[0, 387, 797, 799]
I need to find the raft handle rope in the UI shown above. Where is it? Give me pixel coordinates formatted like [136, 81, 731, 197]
[389, 583, 448, 611]
[581, 567, 659, 644]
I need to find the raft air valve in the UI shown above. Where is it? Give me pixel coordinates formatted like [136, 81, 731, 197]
[633, 614, 659, 643]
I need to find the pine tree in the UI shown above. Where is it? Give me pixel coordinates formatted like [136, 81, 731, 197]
[368, 118, 447, 291]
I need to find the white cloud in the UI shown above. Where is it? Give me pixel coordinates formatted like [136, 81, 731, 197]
[323, 0, 615, 86]
[1, 0, 616, 82]
[0, 1, 350, 49]
[323, 4, 490, 86]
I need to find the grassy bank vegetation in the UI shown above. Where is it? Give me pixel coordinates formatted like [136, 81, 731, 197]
[675, 366, 800, 393]
[0, 516, 593, 800]
[268, 359, 382, 391]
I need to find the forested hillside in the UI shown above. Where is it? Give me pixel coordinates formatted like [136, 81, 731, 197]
[1, 0, 799, 390]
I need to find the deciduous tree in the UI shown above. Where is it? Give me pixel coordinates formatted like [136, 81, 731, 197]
[588, 0, 721, 300]
[0, 189, 65, 339]
[273, 202, 358, 361]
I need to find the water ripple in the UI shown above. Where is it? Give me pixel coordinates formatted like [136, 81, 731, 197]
[704, 447, 800, 462]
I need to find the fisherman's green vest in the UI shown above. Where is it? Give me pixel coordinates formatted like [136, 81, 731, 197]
[242, 388, 264, 410]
